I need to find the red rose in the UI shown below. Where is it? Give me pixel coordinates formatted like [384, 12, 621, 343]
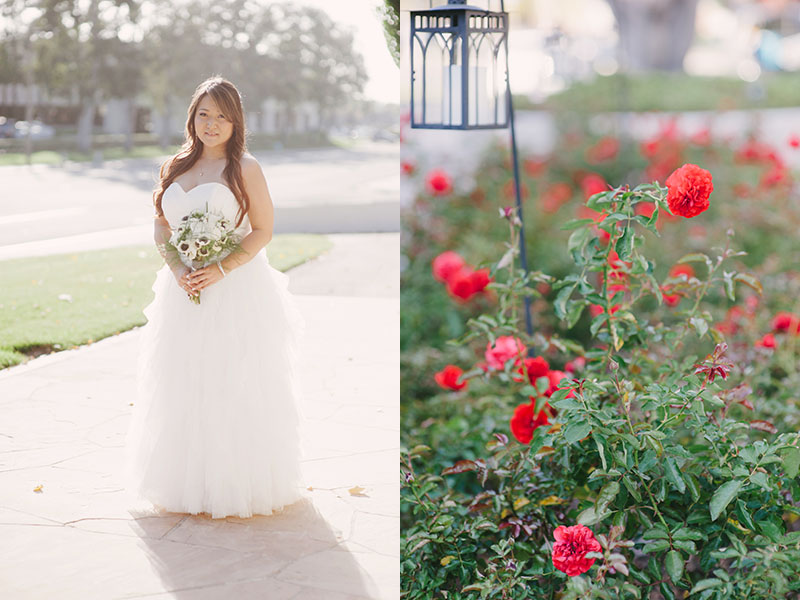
[669, 264, 695, 279]
[446, 269, 477, 301]
[541, 182, 572, 213]
[503, 180, 529, 200]
[545, 370, 575, 398]
[432, 251, 465, 283]
[661, 287, 681, 307]
[524, 158, 547, 176]
[469, 268, 491, 294]
[580, 173, 608, 200]
[665, 163, 713, 218]
[425, 168, 452, 196]
[485, 336, 525, 370]
[760, 165, 789, 189]
[516, 356, 549, 384]
[401, 161, 415, 175]
[772, 312, 800, 335]
[789, 134, 800, 149]
[509, 401, 550, 444]
[690, 128, 711, 146]
[586, 136, 619, 163]
[755, 333, 776, 349]
[434, 365, 468, 391]
[552, 524, 602, 576]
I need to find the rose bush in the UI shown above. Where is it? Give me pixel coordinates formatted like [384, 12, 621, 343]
[401, 148, 800, 598]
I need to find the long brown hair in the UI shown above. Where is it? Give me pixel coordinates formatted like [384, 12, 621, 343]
[153, 76, 250, 227]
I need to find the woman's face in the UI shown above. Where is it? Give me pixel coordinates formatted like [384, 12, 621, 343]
[194, 94, 234, 150]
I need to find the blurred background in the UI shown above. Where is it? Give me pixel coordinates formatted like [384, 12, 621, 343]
[0, 0, 399, 160]
[401, 0, 800, 181]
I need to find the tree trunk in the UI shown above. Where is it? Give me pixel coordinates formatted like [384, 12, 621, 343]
[607, 0, 699, 72]
[76, 99, 95, 153]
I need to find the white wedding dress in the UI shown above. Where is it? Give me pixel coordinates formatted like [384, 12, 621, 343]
[123, 181, 305, 519]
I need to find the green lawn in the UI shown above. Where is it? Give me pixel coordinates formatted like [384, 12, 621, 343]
[0, 234, 332, 369]
[518, 72, 800, 113]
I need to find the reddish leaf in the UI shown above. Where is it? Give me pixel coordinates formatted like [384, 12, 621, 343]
[750, 420, 777, 434]
[442, 460, 477, 475]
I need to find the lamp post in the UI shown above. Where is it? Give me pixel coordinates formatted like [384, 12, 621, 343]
[409, 0, 533, 336]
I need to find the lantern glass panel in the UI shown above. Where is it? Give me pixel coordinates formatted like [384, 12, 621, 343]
[467, 30, 507, 127]
[411, 29, 464, 127]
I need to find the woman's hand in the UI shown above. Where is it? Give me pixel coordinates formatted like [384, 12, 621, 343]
[172, 266, 199, 298]
[185, 263, 225, 291]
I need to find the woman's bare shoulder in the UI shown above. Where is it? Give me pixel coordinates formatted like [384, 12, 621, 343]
[240, 152, 262, 172]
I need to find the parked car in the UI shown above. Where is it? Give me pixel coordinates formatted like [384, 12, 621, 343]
[13, 120, 55, 140]
[0, 116, 15, 138]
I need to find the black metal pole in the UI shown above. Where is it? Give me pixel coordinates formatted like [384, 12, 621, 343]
[501, 0, 533, 338]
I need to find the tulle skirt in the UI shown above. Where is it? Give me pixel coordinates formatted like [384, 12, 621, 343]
[123, 251, 306, 519]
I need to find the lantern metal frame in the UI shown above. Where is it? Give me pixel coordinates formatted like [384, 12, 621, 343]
[409, 1, 509, 130]
[408, 0, 533, 337]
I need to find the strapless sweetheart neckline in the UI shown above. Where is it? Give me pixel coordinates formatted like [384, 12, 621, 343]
[169, 181, 233, 195]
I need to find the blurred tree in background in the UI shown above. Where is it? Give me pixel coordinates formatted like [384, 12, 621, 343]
[0, 0, 368, 153]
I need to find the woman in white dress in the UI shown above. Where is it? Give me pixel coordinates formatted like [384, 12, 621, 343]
[124, 76, 305, 519]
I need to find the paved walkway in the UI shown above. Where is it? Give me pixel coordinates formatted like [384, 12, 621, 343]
[0, 233, 399, 599]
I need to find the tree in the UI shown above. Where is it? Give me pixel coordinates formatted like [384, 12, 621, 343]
[379, 0, 399, 67]
[606, 0, 699, 72]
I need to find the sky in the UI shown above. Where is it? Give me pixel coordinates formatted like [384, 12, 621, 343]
[293, 0, 399, 104]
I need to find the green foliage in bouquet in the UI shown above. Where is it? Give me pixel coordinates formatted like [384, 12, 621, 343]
[401, 181, 800, 599]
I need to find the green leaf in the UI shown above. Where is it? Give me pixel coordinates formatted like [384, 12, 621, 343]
[596, 481, 620, 512]
[642, 540, 670, 553]
[564, 421, 592, 445]
[561, 218, 596, 230]
[615, 225, 634, 261]
[689, 317, 708, 338]
[690, 579, 725, 594]
[709, 480, 743, 521]
[735, 499, 756, 531]
[566, 301, 584, 329]
[678, 252, 710, 265]
[665, 550, 683, 583]
[723, 271, 736, 302]
[672, 539, 696, 553]
[643, 527, 669, 540]
[554, 284, 576, 319]
[749, 470, 770, 491]
[664, 457, 686, 494]
[672, 527, 705, 541]
[685, 473, 701, 502]
[781, 447, 800, 478]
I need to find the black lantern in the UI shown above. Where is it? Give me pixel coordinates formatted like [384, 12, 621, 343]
[410, 0, 509, 130]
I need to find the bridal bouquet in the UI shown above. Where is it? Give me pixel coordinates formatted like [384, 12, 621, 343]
[158, 206, 245, 304]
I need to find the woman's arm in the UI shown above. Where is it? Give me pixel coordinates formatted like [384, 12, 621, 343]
[153, 214, 187, 276]
[219, 155, 274, 273]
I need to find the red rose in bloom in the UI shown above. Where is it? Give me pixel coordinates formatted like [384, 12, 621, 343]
[432, 251, 465, 283]
[552, 524, 602, 576]
[669, 264, 695, 279]
[446, 270, 477, 301]
[590, 303, 620, 317]
[580, 173, 608, 199]
[665, 164, 713, 218]
[790, 134, 800, 149]
[401, 161, 415, 175]
[425, 168, 452, 196]
[434, 365, 467, 391]
[485, 336, 525, 370]
[772, 312, 800, 335]
[545, 370, 575, 398]
[516, 356, 549, 384]
[755, 333, 776, 349]
[469, 268, 491, 293]
[509, 401, 550, 444]
[585, 136, 619, 163]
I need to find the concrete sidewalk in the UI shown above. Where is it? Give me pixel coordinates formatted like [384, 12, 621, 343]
[0, 233, 399, 599]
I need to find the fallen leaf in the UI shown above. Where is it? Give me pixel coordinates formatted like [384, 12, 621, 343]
[348, 485, 368, 497]
[513, 497, 530, 510]
[539, 495, 566, 506]
[33, 485, 43, 493]
[440, 555, 455, 566]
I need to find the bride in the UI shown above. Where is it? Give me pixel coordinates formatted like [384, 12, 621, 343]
[124, 76, 305, 519]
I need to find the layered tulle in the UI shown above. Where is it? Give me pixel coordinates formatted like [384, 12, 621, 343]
[124, 245, 306, 519]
